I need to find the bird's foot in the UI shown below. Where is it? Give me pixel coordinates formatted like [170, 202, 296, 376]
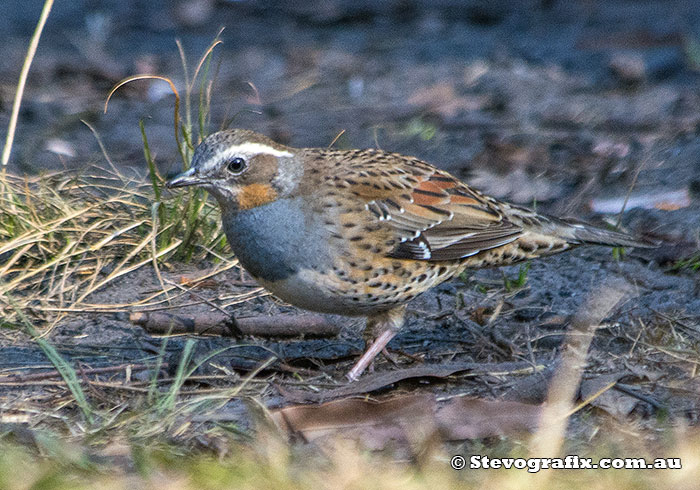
[381, 347, 399, 366]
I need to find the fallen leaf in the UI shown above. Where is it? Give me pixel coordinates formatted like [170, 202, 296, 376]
[592, 138, 631, 158]
[437, 397, 542, 440]
[470, 306, 491, 325]
[44, 139, 76, 158]
[273, 394, 436, 450]
[272, 393, 541, 449]
[469, 168, 563, 203]
[579, 374, 638, 419]
[408, 83, 490, 118]
[278, 361, 542, 404]
[178, 276, 219, 288]
[590, 189, 691, 213]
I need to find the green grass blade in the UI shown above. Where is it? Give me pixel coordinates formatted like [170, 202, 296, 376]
[158, 338, 197, 414]
[7, 295, 94, 424]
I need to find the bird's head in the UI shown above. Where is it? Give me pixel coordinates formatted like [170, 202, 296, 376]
[167, 129, 302, 211]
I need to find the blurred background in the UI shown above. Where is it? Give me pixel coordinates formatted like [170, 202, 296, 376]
[0, 0, 698, 215]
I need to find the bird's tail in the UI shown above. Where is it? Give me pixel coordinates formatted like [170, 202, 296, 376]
[547, 216, 659, 249]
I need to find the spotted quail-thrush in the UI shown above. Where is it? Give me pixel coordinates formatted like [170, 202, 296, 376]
[167, 129, 656, 380]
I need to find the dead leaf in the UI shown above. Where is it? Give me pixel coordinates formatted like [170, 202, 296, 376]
[273, 394, 436, 450]
[44, 139, 76, 158]
[272, 393, 541, 449]
[408, 83, 490, 118]
[590, 189, 691, 213]
[278, 361, 541, 404]
[437, 397, 542, 440]
[172, 0, 215, 28]
[470, 306, 491, 325]
[469, 168, 563, 203]
[503, 365, 557, 404]
[623, 363, 664, 382]
[592, 138, 631, 158]
[178, 275, 219, 288]
[579, 374, 638, 419]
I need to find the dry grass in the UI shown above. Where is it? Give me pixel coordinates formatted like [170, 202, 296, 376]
[0, 425, 698, 490]
[1, 23, 229, 334]
[0, 167, 228, 333]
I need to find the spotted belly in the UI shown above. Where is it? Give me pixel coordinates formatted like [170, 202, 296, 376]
[255, 255, 460, 316]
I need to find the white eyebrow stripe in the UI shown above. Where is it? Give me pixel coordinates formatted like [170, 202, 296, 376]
[221, 142, 293, 159]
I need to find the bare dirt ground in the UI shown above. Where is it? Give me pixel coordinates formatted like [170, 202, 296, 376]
[1, 0, 699, 468]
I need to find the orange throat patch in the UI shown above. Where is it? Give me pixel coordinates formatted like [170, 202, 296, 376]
[237, 183, 278, 210]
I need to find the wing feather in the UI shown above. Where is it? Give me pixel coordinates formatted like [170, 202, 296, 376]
[333, 150, 523, 261]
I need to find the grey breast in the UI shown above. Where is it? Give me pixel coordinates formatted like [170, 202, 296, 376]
[221, 196, 333, 282]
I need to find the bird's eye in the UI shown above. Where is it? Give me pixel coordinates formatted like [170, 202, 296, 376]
[226, 157, 247, 174]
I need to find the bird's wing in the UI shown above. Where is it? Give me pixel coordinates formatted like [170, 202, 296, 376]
[333, 150, 523, 261]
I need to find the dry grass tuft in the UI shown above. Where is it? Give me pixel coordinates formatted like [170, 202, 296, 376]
[0, 166, 226, 333]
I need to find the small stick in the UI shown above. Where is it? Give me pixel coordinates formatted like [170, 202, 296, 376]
[130, 312, 339, 337]
[0, 363, 161, 383]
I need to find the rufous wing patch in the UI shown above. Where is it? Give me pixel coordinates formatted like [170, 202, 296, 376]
[237, 183, 278, 210]
[411, 180, 450, 205]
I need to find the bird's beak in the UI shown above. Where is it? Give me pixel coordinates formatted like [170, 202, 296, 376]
[166, 168, 202, 188]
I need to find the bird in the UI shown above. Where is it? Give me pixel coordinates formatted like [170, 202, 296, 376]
[167, 129, 656, 381]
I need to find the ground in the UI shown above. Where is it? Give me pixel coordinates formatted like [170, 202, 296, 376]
[0, 0, 699, 487]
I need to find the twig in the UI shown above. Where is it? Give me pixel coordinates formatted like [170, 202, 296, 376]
[130, 312, 340, 337]
[278, 361, 543, 404]
[0, 362, 161, 383]
[614, 383, 666, 411]
[328, 129, 346, 148]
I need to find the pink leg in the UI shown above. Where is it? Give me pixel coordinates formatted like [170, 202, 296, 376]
[346, 305, 406, 382]
[347, 329, 398, 381]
